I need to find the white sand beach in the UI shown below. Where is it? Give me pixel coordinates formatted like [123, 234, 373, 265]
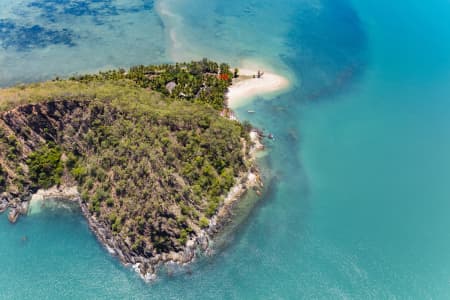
[227, 68, 290, 108]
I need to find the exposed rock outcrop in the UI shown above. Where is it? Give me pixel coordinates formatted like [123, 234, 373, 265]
[8, 208, 19, 223]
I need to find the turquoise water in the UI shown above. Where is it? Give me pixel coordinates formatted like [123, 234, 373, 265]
[1, 0, 450, 298]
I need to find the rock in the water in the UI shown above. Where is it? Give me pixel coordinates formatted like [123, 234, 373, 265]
[144, 272, 157, 282]
[8, 208, 20, 223]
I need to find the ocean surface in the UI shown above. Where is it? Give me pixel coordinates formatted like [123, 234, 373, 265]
[1, 0, 450, 298]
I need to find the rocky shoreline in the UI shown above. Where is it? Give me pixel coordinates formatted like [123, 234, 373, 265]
[0, 192, 30, 223]
[0, 60, 271, 282]
[0, 130, 264, 281]
[79, 129, 264, 281]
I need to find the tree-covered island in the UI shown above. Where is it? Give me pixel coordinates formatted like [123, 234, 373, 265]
[0, 60, 263, 280]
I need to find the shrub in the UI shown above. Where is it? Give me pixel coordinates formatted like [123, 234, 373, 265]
[199, 217, 209, 229]
[71, 165, 87, 183]
[178, 229, 189, 245]
[27, 143, 63, 189]
[106, 197, 114, 207]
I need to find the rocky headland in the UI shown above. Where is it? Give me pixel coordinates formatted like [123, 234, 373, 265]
[0, 60, 268, 280]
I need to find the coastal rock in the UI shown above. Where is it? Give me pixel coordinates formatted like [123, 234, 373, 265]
[198, 233, 209, 251]
[144, 272, 157, 282]
[11, 198, 20, 206]
[182, 247, 195, 263]
[170, 252, 182, 263]
[1, 192, 10, 202]
[19, 201, 29, 215]
[186, 239, 195, 248]
[105, 245, 116, 255]
[8, 208, 20, 223]
[0, 201, 8, 213]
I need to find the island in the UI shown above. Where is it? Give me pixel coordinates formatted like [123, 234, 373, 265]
[0, 59, 270, 280]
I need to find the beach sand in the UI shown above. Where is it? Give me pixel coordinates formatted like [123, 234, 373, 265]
[227, 68, 290, 108]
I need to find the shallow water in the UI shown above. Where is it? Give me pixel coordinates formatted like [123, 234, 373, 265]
[0, 0, 168, 86]
[1, 0, 450, 298]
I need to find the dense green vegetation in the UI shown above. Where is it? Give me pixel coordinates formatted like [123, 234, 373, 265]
[68, 98, 247, 253]
[27, 143, 63, 189]
[0, 61, 253, 258]
[70, 59, 233, 110]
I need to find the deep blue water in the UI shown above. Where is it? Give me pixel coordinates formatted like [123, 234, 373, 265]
[1, 0, 450, 298]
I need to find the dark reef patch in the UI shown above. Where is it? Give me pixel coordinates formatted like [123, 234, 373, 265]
[0, 0, 154, 51]
[28, 0, 119, 24]
[0, 19, 76, 51]
[27, 0, 154, 25]
[284, 0, 368, 102]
